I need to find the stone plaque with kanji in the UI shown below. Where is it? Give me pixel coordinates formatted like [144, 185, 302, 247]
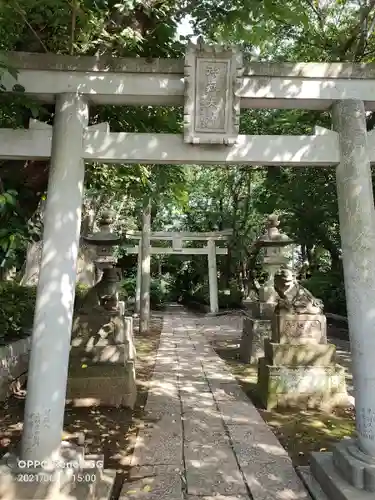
[184, 38, 243, 145]
[272, 312, 327, 345]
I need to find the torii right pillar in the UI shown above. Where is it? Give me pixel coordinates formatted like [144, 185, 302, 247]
[309, 100, 375, 498]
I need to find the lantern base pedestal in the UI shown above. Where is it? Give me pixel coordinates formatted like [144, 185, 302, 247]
[240, 317, 271, 363]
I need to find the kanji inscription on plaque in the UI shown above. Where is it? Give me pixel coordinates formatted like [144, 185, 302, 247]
[273, 313, 327, 344]
[184, 38, 243, 145]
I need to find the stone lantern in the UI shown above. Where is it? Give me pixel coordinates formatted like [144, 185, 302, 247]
[82, 210, 123, 313]
[66, 210, 136, 409]
[255, 214, 294, 318]
[240, 214, 294, 364]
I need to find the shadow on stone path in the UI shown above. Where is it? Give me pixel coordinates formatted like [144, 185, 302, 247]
[120, 305, 311, 500]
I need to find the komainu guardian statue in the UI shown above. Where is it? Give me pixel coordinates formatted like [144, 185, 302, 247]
[274, 267, 324, 315]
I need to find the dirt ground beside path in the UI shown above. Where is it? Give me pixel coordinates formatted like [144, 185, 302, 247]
[0, 314, 163, 486]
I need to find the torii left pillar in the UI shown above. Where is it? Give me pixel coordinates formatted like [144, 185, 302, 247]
[21, 93, 88, 462]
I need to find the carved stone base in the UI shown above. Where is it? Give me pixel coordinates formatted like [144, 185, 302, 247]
[257, 358, 348, 410]
[66, 361, 137, 408]
[239, 317, 271, 363]
[307, 451, 375, 500]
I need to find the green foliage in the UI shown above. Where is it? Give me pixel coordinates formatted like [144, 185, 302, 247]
[0, 188, 33, 272]
[120, 276, 169, 308]
[119, 277, 136, 298]
[302, 272, 347, 316]
[0, 52, 46, 128]
[0, 282, 36, 343]
[0, 282, 95, 344]
[75, 282, 90, 299]
[183, 286, 243, 310]
[191, 0, 309, 47]
[175, 275, 243, 310]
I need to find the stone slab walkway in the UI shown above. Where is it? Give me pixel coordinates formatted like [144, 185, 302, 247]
[120, 305, 311, 500]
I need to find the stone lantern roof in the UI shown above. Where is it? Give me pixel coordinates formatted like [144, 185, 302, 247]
[83, 210, 122, 247]
[256, 214, 293, 248]
[83, 209, 122, 268]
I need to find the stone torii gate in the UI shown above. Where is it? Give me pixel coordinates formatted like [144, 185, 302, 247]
[124, 230, 231, 316]
[1, 41, 375, 499]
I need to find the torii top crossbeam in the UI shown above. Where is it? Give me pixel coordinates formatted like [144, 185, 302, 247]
[4, 51, 375, 110]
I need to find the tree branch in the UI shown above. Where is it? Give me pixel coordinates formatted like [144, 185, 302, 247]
[12, 0, 49, 53]
[70, 0, 78, 55]
[339, 0, 375, 60]
[303, 0, 324, 30]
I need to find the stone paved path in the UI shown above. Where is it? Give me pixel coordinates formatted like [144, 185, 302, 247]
[120, 305, 311, 500]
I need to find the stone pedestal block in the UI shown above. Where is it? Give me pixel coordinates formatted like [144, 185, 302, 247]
[67, 312, 136, 408]
[258, 357, 347, 410]
[239, 317, 271, 363]
[66, 362, 136, 408]
[264, 340, 336, 367]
